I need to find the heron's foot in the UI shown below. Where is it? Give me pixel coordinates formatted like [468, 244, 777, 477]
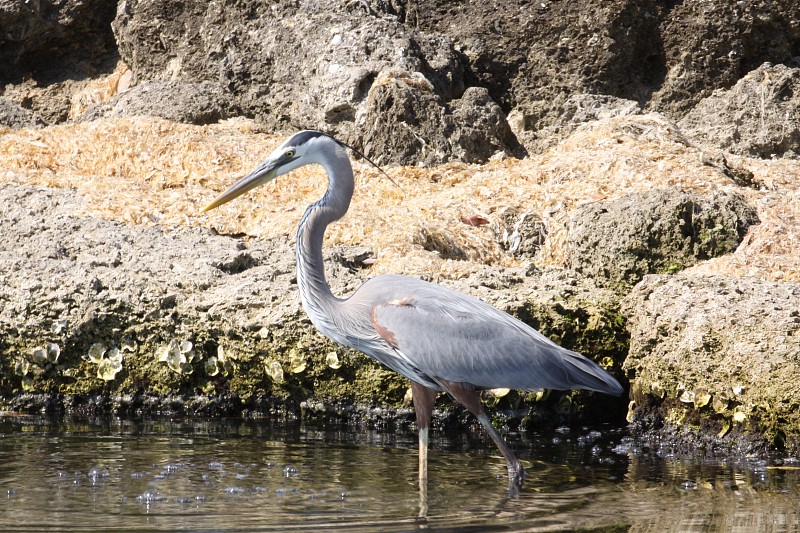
[508, 462, 527, 490]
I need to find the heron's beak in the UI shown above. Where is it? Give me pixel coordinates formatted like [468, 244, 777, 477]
[201, 159, 280, 212]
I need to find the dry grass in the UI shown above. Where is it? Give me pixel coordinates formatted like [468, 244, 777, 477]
[68, 62, 133, 120]
[1, 113, 798, 282]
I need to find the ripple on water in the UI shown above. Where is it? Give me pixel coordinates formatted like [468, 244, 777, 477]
[0, 417, 798, 532]
[135, 488, 166, 503]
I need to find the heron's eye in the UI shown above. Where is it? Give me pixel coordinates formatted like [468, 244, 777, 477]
[285, 149, 296, 158]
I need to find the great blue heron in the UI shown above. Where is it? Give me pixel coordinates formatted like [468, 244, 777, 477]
[202, 130, 623, 489]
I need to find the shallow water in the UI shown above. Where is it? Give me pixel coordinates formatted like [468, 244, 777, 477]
[1, 416, 798, 532]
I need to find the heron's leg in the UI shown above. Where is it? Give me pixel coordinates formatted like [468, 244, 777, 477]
[438, 380, 526, 488]
[411, 382, 437, 518]
[410, 382, 438, 484]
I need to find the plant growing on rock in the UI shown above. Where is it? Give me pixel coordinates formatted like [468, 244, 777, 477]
[14, 343, 64, 391]
[205, 345, 236, 377]
[83, 342, 124, 381]
[155, 339, 202, 374]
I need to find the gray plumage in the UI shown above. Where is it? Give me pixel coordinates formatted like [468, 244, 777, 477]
[203, 130, 623, 490]
[310, 272, 622, 395]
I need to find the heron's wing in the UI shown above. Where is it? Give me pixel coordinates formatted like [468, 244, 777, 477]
[369, 277, 621, 394]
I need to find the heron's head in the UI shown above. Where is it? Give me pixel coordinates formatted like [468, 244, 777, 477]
[201, 130, 336, 212]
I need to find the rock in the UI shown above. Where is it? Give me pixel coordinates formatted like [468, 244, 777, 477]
[3, 78, 88, 126]
[0, 98, 44, 128]
[417, 1, 661, 130]
[110, 0, 525, 164]
[650, 2, 800, 118]
[0, 184, 627, 421]
[3, 0, 800, 164]
[513, 94, 641, 154]
[354, 70, 521, 165]
[0, 0, 119, 126]
[449, 86, 525, 161]
[330, 245, 374, 271]
[491, 208, 546, 260]
[81, 81, 234, 125]
[678, 63, 800, 159]
[354, 69, 446, 165]
[0, 0, 117, 82]
[417, 0, 800, 151]
[565, 188, 760, 291]
[0, 183, 372, 404]
[622, 274, 800, 453]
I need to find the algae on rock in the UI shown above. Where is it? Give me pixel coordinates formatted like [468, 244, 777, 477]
[623, 274, 800, 453]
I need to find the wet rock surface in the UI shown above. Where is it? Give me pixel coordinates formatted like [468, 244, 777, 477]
[622, 274, 800, 455]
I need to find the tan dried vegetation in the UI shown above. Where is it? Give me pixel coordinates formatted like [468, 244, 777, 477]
[1, 112, 798, 282]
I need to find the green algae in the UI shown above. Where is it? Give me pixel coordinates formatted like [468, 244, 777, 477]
[0, 284, 629, 425]
[509, 298, 629, 377]
[628, 368, 800, 452]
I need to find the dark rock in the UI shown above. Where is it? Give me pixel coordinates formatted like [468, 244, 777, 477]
[450, 86, 525, 161]
[416, 0, 662, 125]
[354, 69, 448, 165]
[678, 63, 800, 159]
[416, 0, 800, 152]
[0, 0, 117, 82]
[649, 2, 800, 118]
[565, 188, 760, 291]
[110, 0, 522, 164]
[4, 0, 800, 166]
[0, 97, 44, 128]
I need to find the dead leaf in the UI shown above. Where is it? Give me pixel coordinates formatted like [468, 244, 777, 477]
[460, 215, 490, 226]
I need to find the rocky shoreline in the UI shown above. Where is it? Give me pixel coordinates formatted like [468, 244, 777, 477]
[2, 0, 800, 458]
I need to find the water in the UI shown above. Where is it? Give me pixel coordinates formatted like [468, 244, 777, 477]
[1, 416, 799, 532]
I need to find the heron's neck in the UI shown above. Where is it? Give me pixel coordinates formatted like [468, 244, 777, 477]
[295, 151, 355, 315]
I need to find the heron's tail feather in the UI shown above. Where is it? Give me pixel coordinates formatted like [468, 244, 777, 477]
[560, 351, 624, 396]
